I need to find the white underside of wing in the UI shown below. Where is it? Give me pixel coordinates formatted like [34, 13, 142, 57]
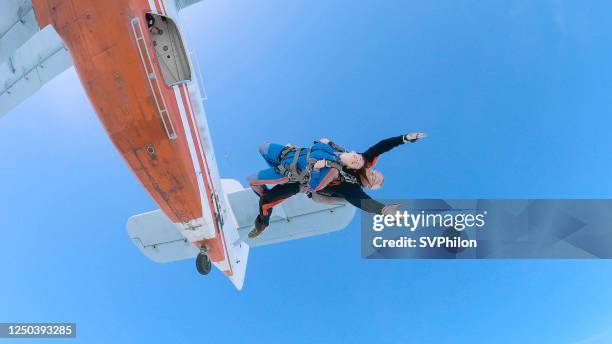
[226, 183, 357, 248]
[174, 0, 205, 12]
[0, 0, 38, 63]
[126, 179, 354, 289]
[0, 24, 73, 118]
[127, 210, 200, 263]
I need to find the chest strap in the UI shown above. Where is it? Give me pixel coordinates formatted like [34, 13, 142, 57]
[276, 147, 312, 184]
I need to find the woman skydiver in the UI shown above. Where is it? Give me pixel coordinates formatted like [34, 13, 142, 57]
[311, 132, 428, 213]
[246, 132, 428, 238]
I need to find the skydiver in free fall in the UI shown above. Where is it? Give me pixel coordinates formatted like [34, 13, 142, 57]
[246, 133, 428, 238]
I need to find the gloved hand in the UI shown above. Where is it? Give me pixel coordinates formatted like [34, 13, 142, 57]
[403, 132, 428, 143]
[381, 203, 403, 216]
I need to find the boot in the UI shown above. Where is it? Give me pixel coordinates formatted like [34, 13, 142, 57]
[248, 215, 269, 239]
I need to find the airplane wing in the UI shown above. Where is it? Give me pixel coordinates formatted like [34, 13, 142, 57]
[228, 186, 356, 247]
[127, 179, 356, 288]
[0, 1, 39, 63]
[128, 180, 355, 257]
[175, 0, 205, 12]
[128, 210, 200, 263]
[0, 0, 73, 118]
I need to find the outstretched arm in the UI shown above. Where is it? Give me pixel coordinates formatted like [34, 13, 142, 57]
[362, 136, 404, 166]
[362, 133, 427, 166]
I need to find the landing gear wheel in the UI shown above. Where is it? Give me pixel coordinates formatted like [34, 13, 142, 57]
[196, 253, 212, 275]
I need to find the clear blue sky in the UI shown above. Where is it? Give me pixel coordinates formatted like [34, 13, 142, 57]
[1, 0, 612, 343]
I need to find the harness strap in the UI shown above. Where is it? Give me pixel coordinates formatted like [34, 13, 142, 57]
[329, 141, 347, 153]
[289, 147, 302, 180]
[275, 147, 311, 183]
[277, 145, 347, 185]
[324, 159, 344, 171]
[294, 148, 311, 183]
[278, 146, 294, 162]
[275, 146, 297, 176]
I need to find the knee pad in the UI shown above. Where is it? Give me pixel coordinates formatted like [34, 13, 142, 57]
[259, 142, 271, 157]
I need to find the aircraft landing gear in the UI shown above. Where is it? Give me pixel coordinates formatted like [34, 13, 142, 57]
[196, 247, 211, 275]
